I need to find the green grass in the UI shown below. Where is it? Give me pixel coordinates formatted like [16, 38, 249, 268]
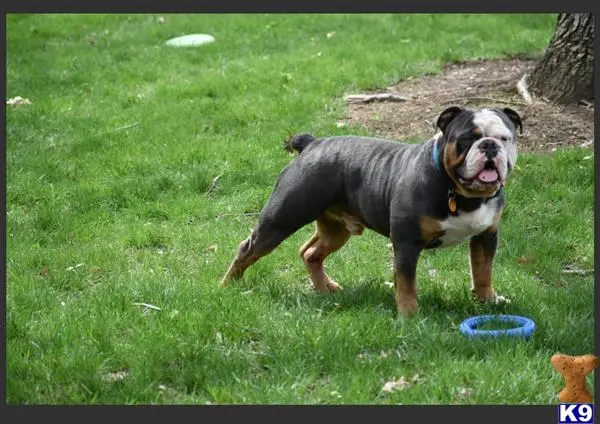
[6, 13, 594, 405]
[473, 320, 527, 332]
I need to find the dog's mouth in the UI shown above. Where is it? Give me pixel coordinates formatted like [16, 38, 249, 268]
[457, 161, 502, 186]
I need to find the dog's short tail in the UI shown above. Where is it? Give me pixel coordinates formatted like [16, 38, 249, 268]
[283, 133, 317, 154]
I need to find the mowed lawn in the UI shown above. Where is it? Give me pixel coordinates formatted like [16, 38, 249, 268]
[6, 14, 594, 405]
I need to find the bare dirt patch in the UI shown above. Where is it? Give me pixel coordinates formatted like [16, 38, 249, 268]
[341, 58, 594, 152]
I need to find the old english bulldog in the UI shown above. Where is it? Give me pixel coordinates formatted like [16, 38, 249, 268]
[220, 106, 523, 317]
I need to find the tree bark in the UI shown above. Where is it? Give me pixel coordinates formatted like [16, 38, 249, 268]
[528, 13, 594, 104]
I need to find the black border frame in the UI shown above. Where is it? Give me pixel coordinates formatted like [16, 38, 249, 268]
[1, 4, 598, 424]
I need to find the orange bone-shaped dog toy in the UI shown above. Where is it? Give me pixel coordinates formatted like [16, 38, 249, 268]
[551, 353, 599, 403]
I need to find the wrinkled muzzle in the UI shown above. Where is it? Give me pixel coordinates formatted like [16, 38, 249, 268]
[451, 137, 516, 195]
[458, 138, 508, 182]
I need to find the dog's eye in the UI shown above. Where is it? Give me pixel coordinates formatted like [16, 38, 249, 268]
[499, 136, 510, 142]
[456, 138, 473, 155]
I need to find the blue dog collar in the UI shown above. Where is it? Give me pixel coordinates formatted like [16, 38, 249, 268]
[432, 140, 441, 172]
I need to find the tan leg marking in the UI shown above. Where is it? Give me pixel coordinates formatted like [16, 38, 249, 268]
[300, 212, 352, 293]
[470, 206, 505, 301]
[469, 239, 495, 300]
[394, 271, 418, 316]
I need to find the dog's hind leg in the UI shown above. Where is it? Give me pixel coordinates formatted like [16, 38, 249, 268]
[220, 159, 338, 287]
[220, 227, 290, 286]
[300, 215, 351, 293]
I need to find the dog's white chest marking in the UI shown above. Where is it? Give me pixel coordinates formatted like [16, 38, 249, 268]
[438, 199, 498, 247]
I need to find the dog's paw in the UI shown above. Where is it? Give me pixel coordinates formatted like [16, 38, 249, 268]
[471, 288, 510, 305]
[396, 299, 419, 318]
[326, 280, 344, 292]
[311, 279, 343, 293]
[491, 294, 511, 305]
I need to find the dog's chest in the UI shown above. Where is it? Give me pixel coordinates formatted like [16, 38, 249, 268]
[438, 200, 498, 247]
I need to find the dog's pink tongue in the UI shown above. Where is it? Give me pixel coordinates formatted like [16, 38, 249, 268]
[477, 169, 499, 183]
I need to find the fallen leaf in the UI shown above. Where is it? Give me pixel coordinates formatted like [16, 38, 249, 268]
[102, 369, 129, 383]
[381, 374, 425, 394]
[382, 377, 411, 393]
[39, 266, 49, 277]
[66, 263, 85, 271]
[205, 245, 218, 253]
[7, 96, 32, 105]
[336, 121, 346, 128]
[455, 386, 473, 399]
[518, 254, 535, 264]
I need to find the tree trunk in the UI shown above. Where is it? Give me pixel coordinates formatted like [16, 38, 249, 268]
[528, 13, 594, 104]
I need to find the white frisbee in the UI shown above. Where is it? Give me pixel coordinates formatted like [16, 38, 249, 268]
[165, 34, 215, 47]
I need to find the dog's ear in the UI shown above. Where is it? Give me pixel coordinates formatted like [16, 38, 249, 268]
[435, 106, 464, 133]
[502, 107, 523, 135]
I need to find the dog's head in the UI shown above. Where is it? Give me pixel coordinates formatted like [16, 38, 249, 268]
[434, 106, 522, 198]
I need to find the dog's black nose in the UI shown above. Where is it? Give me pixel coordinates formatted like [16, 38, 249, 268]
[479, 139, 499, 158]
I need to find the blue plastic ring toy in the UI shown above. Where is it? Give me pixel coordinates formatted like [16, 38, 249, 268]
[459, 314, 536, 339]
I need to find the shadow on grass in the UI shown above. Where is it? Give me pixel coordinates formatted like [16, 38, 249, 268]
[248, 275, 517, 318]
[222, 274, 583, 365]
[229, 271, 591, 355]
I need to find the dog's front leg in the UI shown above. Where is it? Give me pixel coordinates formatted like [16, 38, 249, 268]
[392, 241, 421, 317]
[469, 230, 509, 304]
